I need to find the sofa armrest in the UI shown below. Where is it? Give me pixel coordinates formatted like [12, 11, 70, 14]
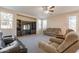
[49, 37, 64, 44]
[56, 35, 64, 39]
[0, 41, 19, 53]
[39, 41, 58, 53]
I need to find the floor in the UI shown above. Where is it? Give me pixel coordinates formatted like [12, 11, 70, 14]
[18, 34, 52, 53]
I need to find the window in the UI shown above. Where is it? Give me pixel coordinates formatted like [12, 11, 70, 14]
[38, 19, 47, 30]
[0, 12, 13, 29]
[69, 16, 76, 31]
[23, 24, 30, 30]
[37, 19, 47, 34]
[38, 19, 42, 30]
[42, 20, 47, 30]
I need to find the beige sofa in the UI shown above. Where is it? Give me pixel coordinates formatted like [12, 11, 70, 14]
[39, 32, 79, 53]
[56, 29, 74, 39]
[43, 28, 62, 37]
[49, 29, 74, 44]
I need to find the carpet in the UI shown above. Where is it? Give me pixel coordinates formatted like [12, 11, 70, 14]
[19, 34, 52, 53]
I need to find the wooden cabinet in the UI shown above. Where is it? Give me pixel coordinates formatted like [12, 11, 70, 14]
[17, 20, 22, 36]
[31, 22, 36, 34]
[17, 19, 36, 36]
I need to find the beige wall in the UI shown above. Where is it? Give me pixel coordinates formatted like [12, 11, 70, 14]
[47, 11, 79, 34]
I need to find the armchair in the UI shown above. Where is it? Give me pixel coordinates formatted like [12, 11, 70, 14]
[0, 35, 27, 53]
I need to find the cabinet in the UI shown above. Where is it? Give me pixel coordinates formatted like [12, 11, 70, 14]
[17, 19, 36, 36]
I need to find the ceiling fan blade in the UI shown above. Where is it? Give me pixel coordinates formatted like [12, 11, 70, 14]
[42, 6, 55, 13]
[49, 6, 55, 9]
[49, 10, 54, 12]
[48, 6, 55, 12]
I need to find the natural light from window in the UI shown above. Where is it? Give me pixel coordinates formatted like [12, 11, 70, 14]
[0, 12, 13, 29]
[69, 16, 76, 31]
[42, 20, 47, 30]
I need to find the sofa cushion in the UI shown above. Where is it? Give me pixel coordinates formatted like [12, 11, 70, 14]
[49, 37, 64, 44]
[50, 42, 59, 48]
[39, 41, 58, 53]
[57, 32, 78, 53]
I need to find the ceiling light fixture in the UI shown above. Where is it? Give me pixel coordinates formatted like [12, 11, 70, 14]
[42, 6, 55, 14]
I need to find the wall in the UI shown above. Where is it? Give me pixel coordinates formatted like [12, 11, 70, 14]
[47, 11, 79, 34]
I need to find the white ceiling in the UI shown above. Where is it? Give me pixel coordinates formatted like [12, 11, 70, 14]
[2, 6, 79, 19]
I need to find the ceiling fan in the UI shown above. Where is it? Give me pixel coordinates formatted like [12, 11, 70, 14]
[42, 6, 55, 13]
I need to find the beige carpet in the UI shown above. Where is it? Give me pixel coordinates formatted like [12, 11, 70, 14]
[18, 34, 52, 53]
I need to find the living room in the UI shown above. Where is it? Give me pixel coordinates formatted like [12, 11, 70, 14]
[0, 6, 79, 53]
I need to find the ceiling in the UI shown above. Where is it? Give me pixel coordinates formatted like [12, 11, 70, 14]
[2, 6, 79, 19]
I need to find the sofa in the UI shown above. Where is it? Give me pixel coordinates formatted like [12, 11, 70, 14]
[0, 32, 27, 53]
[49, 29, 74, 44]
[43, 28, 62, 37]
[0, 40, 27, 53]
[56, 29, 74, 39]
[39, 32, 79, 53]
